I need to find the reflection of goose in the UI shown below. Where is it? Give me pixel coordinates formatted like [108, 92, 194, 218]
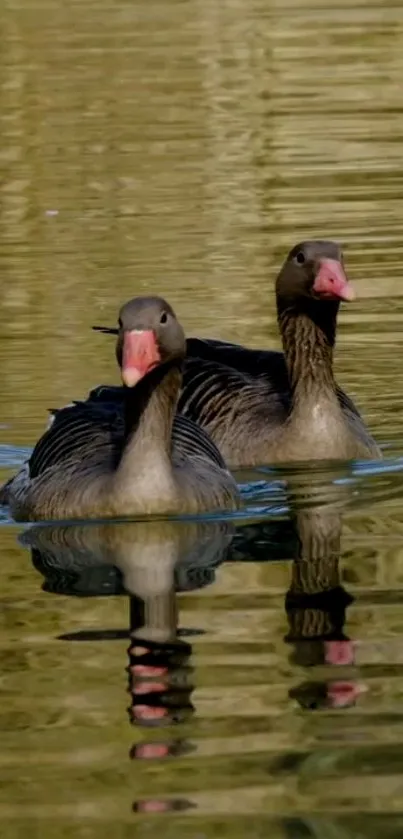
[2, 296, 239, 520]
[283, 490, 364, 713]
[21, 518, 233, 599]
[21, 518, 233, 765]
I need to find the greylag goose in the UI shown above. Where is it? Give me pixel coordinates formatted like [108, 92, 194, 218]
[92, 241, 380, 467]
[1, 296, 239, 520]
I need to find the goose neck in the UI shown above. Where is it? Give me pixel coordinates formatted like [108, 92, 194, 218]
[277, 299, 339, 410]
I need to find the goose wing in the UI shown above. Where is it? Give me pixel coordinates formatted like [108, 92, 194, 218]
[186, 337, 361, 419]
[30, 386, 228, 478]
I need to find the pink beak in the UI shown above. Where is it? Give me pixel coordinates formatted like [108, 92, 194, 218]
[313, 258, 355, 302]
[121, 330, 161, 387]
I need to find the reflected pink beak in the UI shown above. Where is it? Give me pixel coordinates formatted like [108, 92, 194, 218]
[327, 681, 367, 708]
[121, 330, 161, 387]
[324, 640, 355, 666]
[313, 258, 355, 302]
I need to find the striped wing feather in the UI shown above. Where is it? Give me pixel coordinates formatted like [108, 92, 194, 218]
[185, 338, 362, 420]
[29, 390, 227, 480]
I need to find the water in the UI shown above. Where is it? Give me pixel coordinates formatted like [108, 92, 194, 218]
[1, 0, 403, 835]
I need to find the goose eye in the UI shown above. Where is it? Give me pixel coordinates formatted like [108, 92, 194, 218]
[160, 311, 168, 324]
[295, 251, 305, 265]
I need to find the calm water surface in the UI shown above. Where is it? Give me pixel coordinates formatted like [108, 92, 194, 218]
[1, 0, 403, 836]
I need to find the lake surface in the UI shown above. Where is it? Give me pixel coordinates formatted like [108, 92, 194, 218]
[1, 0, 403, 836]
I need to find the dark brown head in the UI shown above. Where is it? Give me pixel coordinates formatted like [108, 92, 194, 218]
[276, 241, 355, 308]
[116, 296, 185, 387]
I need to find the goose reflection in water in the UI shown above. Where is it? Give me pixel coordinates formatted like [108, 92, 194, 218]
[20, 517, 233, 814]
[284, 484, 367, 712]
[19, 477, 368, 819]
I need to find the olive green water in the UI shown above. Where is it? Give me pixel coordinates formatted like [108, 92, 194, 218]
[2, 0, 403, 836]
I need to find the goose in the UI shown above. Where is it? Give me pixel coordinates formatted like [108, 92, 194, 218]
[1, 296, 239, 520]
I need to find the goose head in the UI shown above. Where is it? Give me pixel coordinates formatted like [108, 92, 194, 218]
[276, 240, 355, 308]
[115, 296, 186, 388]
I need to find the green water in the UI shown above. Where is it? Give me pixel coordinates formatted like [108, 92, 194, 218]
[1, 0, 403, 836]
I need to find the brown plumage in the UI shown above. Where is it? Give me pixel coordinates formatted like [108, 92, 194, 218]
[91, 241, 381, 468]
[2, 297, 239, 520]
